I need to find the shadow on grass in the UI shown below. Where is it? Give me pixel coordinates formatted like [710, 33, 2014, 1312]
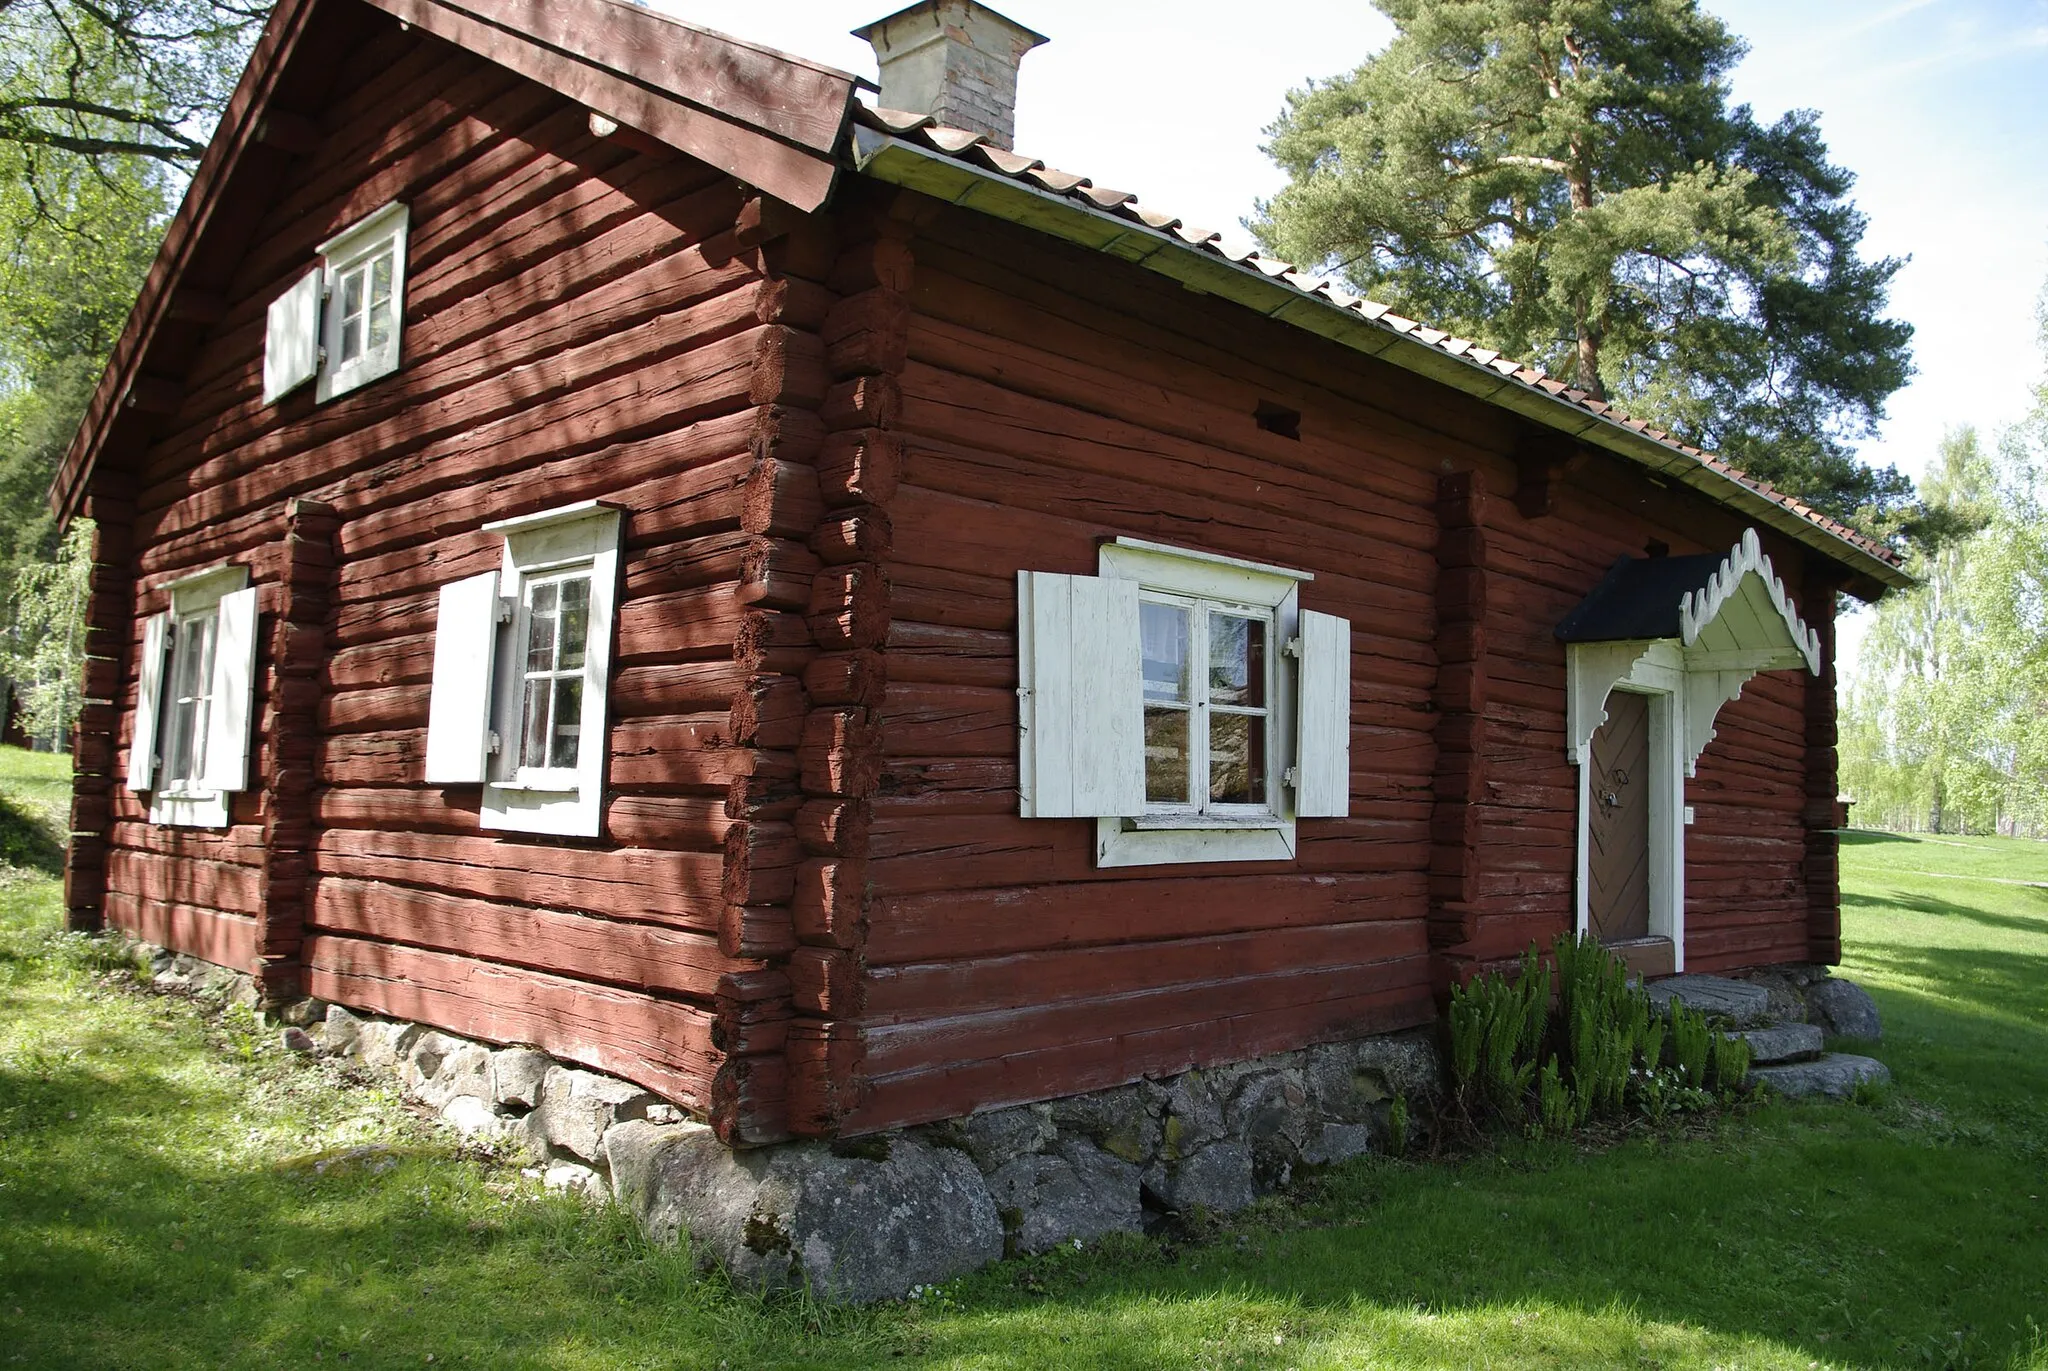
[0, 790, 63, 875]
[1838, 829, 1921, 847]
[1842, 883, 2048, 939]
[0, 1023, 908, 1371]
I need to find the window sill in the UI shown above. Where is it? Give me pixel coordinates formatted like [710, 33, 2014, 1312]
[149, 789, 229, 829]
[1096, 815, 1298, 868]
[1129, 812, 1285, 832]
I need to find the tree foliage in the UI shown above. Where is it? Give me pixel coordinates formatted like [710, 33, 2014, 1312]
[1841, 297, 2048, 836]
[3, 518, 94, 746]
[1, 0, 261, 172]
[1253, 0, 1917, 531]
[0, 0, 244, 741]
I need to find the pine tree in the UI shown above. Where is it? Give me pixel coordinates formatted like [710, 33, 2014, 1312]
[1254, 0, 1916, 530]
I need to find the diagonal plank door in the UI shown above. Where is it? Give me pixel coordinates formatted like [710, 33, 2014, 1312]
[1587, 689, 1652, 942]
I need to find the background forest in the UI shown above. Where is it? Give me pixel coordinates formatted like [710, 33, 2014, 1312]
[1839, 334, 2048, 836]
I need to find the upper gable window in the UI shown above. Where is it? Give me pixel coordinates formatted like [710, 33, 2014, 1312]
[263, 202, 410, 406]
[1017, 538, 1354, 868]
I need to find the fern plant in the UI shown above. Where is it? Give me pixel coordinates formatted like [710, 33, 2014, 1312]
[1710, 1031, 1752, 1093]
[1447, 945, 1549, 1122]
[1669, 1002, 1712, 1087]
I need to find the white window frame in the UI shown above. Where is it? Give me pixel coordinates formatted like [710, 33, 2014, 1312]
[315, 202, 409, 402]
[478, 503, 622, 838]
[146, 564, 251, 829]
[1095, 539, 1309, 869]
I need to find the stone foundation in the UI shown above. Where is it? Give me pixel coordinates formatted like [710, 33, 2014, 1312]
[117, 936, 1441, 1299]
[116, 937, 1884, 1302]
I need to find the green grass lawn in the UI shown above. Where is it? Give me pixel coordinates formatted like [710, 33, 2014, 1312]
[1, 742, 2045, 1369]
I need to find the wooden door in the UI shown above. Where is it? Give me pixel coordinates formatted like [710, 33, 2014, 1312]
[1587, 689, 1651, 942]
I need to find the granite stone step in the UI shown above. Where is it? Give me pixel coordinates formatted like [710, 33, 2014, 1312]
[1747, 1053, 1891, 1100]
[1645, 974, 1772, 1027]
[1727, 1023, 1824, 1066]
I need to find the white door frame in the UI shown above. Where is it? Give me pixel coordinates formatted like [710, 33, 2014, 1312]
[1568, 642, 1689, 971]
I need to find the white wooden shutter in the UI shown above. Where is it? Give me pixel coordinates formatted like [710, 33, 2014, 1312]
[199, 587, 260, 793]
[262, 266, 323, 404]
[127, 611, 171, 792]
[1293, 609, 1352, 818]
[1017, 571, 1144, 819]
[426, 570, 502, 785]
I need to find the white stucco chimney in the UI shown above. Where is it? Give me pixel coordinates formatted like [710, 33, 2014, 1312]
[853, 1, 1047, 149]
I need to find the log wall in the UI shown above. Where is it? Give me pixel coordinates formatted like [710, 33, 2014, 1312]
[1443, 447, 1830, 978]
[84, 20, 815, 1143]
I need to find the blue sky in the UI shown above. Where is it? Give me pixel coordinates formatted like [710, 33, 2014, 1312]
[666, 0, 2048, 489]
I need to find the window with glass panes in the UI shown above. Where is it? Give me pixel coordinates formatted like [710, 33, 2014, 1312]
[331, 244, 397, 372]
[515, 569, 592, 776]
[160, 609, 218, 790]
[1140, 593, 1275, 817]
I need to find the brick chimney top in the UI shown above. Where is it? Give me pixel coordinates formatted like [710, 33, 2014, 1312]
[853, 1, 1047, 150]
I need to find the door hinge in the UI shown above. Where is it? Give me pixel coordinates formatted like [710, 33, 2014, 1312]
[1284, 636, 1304, 659]
[486, 730, 502, 756]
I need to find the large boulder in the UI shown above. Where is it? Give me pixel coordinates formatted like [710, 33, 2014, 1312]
[1146, 1139, 1257, 1215]
[1049, 1082, 1164, 1165]
[985, 1138, 1142, 1253]
[606, 1123, 1003, 1303]
[1806, 977, 1883, 1040]
[951, 1103, 1055, 1172]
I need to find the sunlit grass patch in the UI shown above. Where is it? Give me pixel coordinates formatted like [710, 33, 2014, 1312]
[1, 736, 2045, 1369]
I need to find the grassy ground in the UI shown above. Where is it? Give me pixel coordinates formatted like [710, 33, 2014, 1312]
[1, 742, 2044, 1369]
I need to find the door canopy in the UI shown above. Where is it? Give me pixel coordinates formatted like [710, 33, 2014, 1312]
[1556, 528, 1821, 774]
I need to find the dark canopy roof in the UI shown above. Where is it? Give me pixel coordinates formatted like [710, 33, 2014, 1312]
[1554, 554, 1728, 644]
[1553, 528, 1821, 674]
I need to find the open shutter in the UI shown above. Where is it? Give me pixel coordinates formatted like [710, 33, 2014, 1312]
[199, 587, 260, 793]
[262, 266, 323, 404]
[425, 570, 502, 784]
[1017, 571, 1144, 819]
[127, 611, 171, 792]
[1293, 609, 1352, 818]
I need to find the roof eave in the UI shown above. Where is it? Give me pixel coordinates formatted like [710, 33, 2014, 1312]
[851, 128, 1913, 598]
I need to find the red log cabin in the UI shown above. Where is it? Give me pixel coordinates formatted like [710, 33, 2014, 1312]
[55, 0, 1911, 1145]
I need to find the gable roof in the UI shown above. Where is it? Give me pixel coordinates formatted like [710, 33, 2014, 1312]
[53, 0, 1911, 599]
[50, 0, 860, 525]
